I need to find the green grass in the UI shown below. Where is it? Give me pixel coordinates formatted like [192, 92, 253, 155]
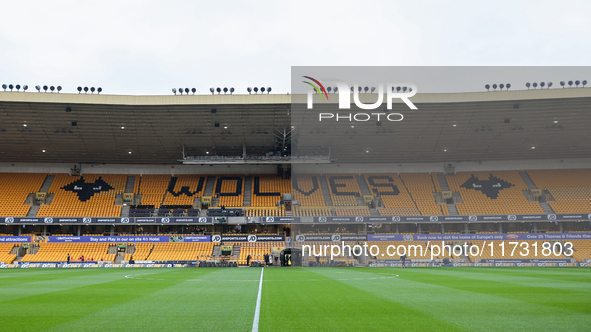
[0, 267, 590, 331]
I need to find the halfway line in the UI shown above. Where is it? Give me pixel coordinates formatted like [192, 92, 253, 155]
[252, 267, 264, 332]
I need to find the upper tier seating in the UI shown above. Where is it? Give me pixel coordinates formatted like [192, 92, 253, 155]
[0, 173, 46, 217]
[37, 174, 125, 217]
[292, 175, 325, 207]
[162, 175, 207, 206]
[447, 171, 544, 215]
[214, 175, 244, 207]
[251, 175, 290, 207]
[139, 174, 171, 208]
[527, 169, 591, 213]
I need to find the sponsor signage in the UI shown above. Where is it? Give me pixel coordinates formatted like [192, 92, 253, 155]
[212, 235, 285, 242]
[0, 217, 212, 224]
[367, 232, 591, 241]
[0, 236, 32, 243]
[37, 235, 210, 243]
[294, 234, 368, 242]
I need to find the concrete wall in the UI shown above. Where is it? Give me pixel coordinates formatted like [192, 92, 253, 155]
[0, 158, 590, 175]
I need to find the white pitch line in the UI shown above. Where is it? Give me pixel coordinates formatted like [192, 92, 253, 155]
[252, 267, 264, 332]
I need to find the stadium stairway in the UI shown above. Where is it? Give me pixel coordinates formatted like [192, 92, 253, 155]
[232, 245, 241, 257]
[108, 245, 118, 255]
[204, 177, 215, 197]
[121, 205, 130, 217]
[437, 174, 450, 191]
[356, 175, 372, 195]
[27, 205, 41, 217]
[539, 202, 556, 214]
[243, 176, 252, 207]
[114, 253, 124, 264]
[519, 171, 538, 189]
[319, 176, 333, 206]
[124, 176, 135, 193]
[39, 175, 54, 192]
[446, 204, 459, 215]
[212, 245, 221, 257]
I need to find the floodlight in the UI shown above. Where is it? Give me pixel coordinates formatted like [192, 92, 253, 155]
[23, 85, 28, 91]
[97, 87, 102, 94]
[261, 87, 266, 93]
[247, 87, 252, 94]
[179, 88, 183, 95]
[547, 82, 552, 88]
[583, 80, 587, 87]
[492, 84, 497, 90]
[230, 87, 235, 94]
[216, 87, 221, 94]
[540, 82, 545, 88]
[56, 86, 61, 92]
[9, 84, 13, 91]
[77, 86, 82, 93]
[506, 83, 511, 90]
[16, 84, 21, 91]
[1, 84, 6, 91]
[223, 87, 228, 94]
[254, 87, 258, 93]
[402, 87, 407, 92]
[50, 86, 55, 92]
[44, 85, 49, 92]
[36, 85, 41, 92]
[575, 80, 580, 87]
[191, 88, 196, 94]
[526, 82, 531, 89]
[560, 81, 565, 87]
[396, 86, 401, 92]
[568, 80, 573, 87]
[333, 87, 338, 93]
[533, 82, 538, 88]
[364, 86, 369, 93]
[185, 88, 189, 94]
[267, 87, 271, 94]
[327, 87, 332, 93]
[357, 86, 362, 92]
[499, 84, 505, 90]
[371, 86, 375, 93]
[83, 86, 88, 93]
[172, 88, 177, 95]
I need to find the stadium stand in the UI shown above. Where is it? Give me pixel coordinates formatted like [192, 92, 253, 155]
[238, 241, 283, 265]
[292, 175, 325, 207]
[400, 173, 446, 215]
[0, 173, 46, 217]
[0, 243, 18, 263]
[292, 207, 333, 217]
[447, 171, 545, 215]
[214, 175, 244, 207]
[527, 169, 591, 213]
[147, 242, 214, 261]
[335, 208, 370, 216]
[37, 174, 125, 217]
[139, 174, 171, 208]
[251, 175, 290, 207]
[21, 242, 115, 262]
[327, 174, 361, 206]
[162, 175, 207, 206]
[365, 174, 421, 215]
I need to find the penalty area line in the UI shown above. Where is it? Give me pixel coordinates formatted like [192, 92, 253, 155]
[252, 267, 264, 332]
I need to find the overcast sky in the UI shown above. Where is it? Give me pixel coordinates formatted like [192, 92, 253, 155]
[0, 0, 589, 95]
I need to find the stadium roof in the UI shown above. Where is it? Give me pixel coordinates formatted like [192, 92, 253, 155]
[0, 88, 590, 164]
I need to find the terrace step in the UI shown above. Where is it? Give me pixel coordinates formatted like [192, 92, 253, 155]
[124, 176, 135, 193]
[319, 175, 333, 206]
[243, 176, 252, 207]
[519, 171, 538, 189]
[39, 175, 54, 192]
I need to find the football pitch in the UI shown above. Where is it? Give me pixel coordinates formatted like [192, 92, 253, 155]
[0, 267, 589, 331]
